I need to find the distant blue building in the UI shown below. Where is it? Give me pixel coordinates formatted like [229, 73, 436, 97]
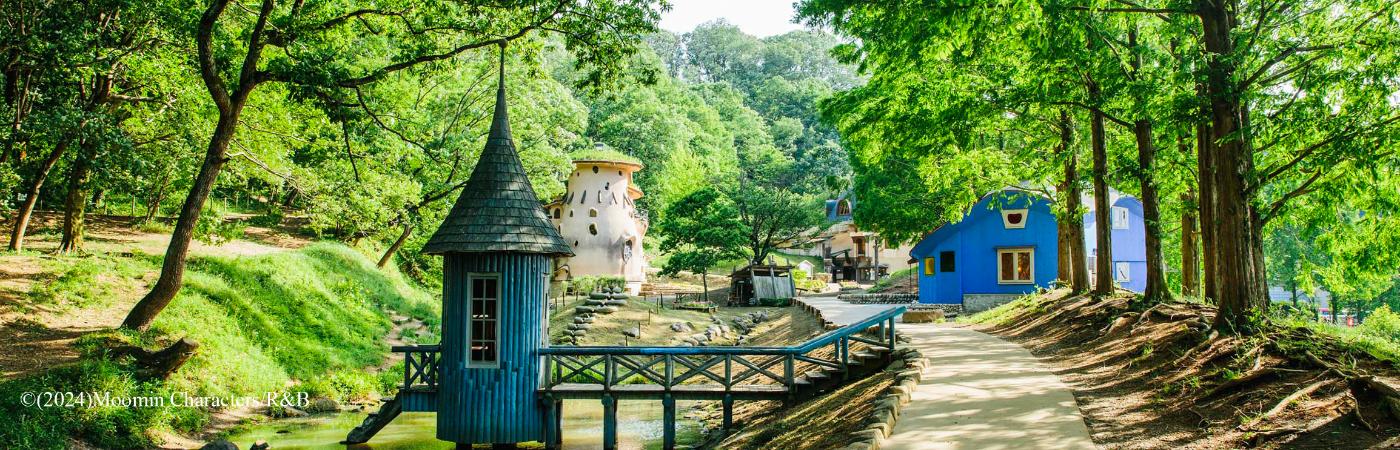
[1083, 196, 1148, 293]
[909, 189, 1147, 312]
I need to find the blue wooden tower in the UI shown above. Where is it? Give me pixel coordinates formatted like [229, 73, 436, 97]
[419, 46, 573, 447]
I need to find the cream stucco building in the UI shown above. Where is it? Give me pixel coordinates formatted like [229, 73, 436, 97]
[546, 158, 649, 294]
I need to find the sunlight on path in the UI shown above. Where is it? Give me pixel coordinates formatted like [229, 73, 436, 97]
[884, 325, 1096, 450]
[798, 297, 1096, 450]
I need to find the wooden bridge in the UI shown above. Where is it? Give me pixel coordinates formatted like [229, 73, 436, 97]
[348, 306, 906, 449]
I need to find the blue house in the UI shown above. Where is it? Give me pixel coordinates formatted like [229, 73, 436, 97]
[909, 189, 1146, 312]
[1083, 195, 1148, 293]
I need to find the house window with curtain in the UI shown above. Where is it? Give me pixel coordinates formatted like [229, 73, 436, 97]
[997, 248, 1034, 284]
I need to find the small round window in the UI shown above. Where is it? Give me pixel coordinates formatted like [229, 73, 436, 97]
[589, 224, 598, 235]
[589, 208, 598, 217]
[592, 165, 599, 173]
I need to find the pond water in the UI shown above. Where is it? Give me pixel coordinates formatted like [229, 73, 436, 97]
[224, 399, 707, 450]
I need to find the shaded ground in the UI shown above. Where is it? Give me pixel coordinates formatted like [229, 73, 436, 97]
[976, 289, 1400, 449]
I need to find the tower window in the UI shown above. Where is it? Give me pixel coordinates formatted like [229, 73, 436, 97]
[1112, 206, 1130, 229]
[592, 165, 599, 173]
[836, 199, 851, 216]
[569, 210, 574, 217]
[589, 224, 598, 235]
[552, 208, 561, 219]
[468, 275, 500, 366]
[604, 182, 610, 190]
[589, 208, 598, 217]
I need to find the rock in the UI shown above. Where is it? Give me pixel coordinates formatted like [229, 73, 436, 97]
[596, 306, 619, 314]
[201, 440, 239, 450]
[605, 299, 628, 306]
[589, 292, 609, 300]
[670, 322, 693, 333]
[886, 359, 907, 371]
[575, 316, 594, 324]
[584, 299, 607, 306]
[568, 330, 587, 337]
[756, 311, 769, 322]
[720, 324, 731, 335]
[902, 310, 943, 323]
[568, 323, 592, 331]
[249, 441, 269, 450]
[733, 317, 754, 329]
[689, 333, 709, 343]
[622, 328, 640, 338]
[305, 397, 339, 413]
[706, 325, 723, 337]
[575, 306, 596, 314]
[681, 337, 700, 346]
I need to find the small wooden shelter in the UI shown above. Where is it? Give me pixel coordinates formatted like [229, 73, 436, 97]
[729, 263, 797, 306]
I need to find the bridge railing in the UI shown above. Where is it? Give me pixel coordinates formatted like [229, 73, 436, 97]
[392, 344, 440, 391]
[539, 306, 905, 394]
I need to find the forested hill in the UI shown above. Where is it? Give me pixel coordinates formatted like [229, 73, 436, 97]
[0, 13, 857, 287]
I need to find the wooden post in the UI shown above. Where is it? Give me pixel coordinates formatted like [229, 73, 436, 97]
[602, 394, 617, 450]
[722, 394, 734, 432]
[543, 395, 561, 450]
[663, 393, 677, 449]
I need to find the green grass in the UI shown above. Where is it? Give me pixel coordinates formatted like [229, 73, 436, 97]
[0, 242, 437, 449]
[869, 267, 916, 293]
[958, 291, 1048, 326]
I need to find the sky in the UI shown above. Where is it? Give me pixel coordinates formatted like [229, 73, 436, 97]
[660, 0, 805, 37]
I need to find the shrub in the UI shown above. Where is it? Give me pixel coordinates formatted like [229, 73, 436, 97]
[1361, 305, 1400, 342]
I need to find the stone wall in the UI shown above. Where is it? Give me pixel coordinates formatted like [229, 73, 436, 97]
[962, 294, 1022, 313]
[838, 293, 917, 304]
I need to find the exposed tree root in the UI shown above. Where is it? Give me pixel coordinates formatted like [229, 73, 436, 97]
[1241, 378, 1332, 429]
[109, 338, 199, 380]
[1197, 367, 1282, 404]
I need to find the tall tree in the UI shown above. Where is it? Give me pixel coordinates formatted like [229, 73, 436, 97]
[656, 187, 747, 298]
[121, 0, 665, 331]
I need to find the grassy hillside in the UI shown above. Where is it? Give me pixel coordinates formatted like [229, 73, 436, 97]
[0, 243, 437, 449]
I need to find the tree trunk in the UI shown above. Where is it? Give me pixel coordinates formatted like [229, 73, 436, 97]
[702, 269, 709, 303]
[8, 139, 68, 251]
[1196, 116, 1217, 302]
[1133, 119, 1168, 302]
[1089, 84, 1114, 296]
[1181, 191, 1201, 297]
[144, 174, 170, 222]
[121, 115, 239, 331]
[1199, 0, 1268, 330]
[58, 143, 94, 253]
[1056, 109, 1088, 293]
[377, 222, 415, 268]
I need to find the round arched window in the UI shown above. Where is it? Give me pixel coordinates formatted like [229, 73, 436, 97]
[592, 165, 599, 173]
[623, 240, 634, 261]
[589, 224, 598, 235]
[552, 208, 561, 219]
[589, 209, 598, 217]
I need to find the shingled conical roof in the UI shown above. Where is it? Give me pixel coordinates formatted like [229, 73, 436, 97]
[422, 50, 572, 256]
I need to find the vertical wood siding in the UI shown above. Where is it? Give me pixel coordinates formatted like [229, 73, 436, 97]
[437, 253, 550, 444]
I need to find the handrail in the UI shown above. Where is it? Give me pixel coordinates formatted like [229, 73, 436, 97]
[539, 306, 905, 356]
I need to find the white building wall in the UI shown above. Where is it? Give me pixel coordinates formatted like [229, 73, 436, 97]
[549, 161, 648, 294]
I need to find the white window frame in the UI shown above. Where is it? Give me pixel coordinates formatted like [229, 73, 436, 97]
[1001, 209, 1029, 229]
[467, 273, 502, 369]
[1115, 262, 1131, 282]
[1111, 206, 1130, 230]
[996, 248, 1035, 284]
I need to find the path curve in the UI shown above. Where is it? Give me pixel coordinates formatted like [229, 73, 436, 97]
[798, 297, 1096, 450]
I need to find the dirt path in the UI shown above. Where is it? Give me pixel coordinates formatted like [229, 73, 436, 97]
[798, 297, 1096, 449]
